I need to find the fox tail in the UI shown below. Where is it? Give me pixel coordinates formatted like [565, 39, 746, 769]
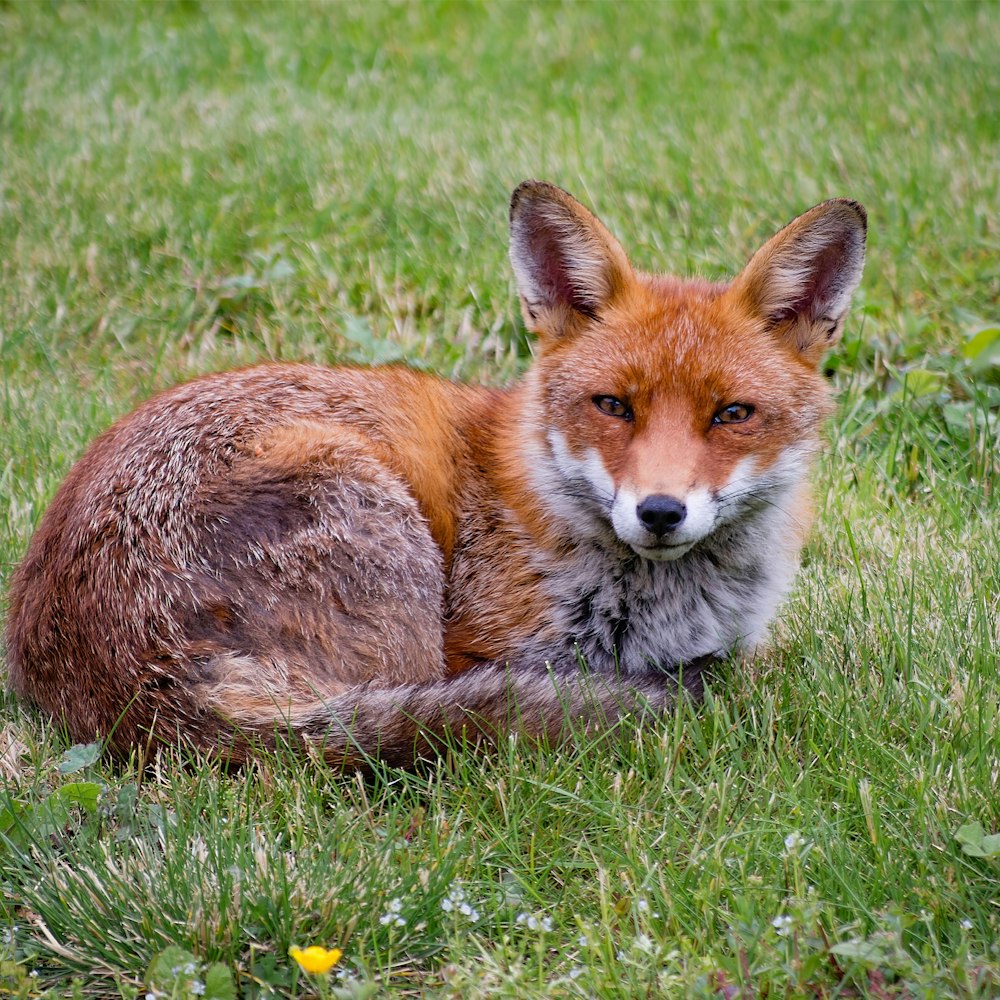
[211, 661, 711, 770]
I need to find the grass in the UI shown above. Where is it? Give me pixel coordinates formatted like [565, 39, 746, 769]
[1, 1, 997, 996]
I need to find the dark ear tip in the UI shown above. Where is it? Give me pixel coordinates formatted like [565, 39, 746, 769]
[825, 198, 868, 235]
[841, 199, 867, 233]
[509, 181, 533, 221]
[511, 179, 543, 202]
[509, 180, 569, 221]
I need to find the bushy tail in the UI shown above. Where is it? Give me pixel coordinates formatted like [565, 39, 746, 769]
[218, 661, 711, 770]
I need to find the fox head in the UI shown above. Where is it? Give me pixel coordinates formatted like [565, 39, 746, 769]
[509, 181, 866, 561]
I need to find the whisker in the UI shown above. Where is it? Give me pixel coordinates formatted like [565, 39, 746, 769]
[558, 495, 614, 514]
[554, 481, 614, 510]
[715, 489, 805, 527]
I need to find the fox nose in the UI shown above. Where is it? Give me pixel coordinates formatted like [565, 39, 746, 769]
[636, 494, 687, 536]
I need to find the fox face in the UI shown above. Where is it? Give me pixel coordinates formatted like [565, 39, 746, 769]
[528, 286, 835, 560]
[509, 183, 866, 562]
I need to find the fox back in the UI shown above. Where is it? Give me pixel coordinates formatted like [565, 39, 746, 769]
[5, 182, 866, 767]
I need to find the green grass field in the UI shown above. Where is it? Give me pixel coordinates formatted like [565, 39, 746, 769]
[1, 2, 998, 996]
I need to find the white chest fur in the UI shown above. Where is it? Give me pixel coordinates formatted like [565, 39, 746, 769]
[520, 503, 800, 673]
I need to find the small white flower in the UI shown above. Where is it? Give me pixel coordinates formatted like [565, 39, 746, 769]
[772, 914, 794, 937]
[783, 831, 805, 854]
[190, 982, 206, 997]
[379, 896, 406, 927]
[441, 884, 478, 919]
[960, 918, 974, 930]
[636, 897, 649, 913]
[516, 911, 551, 932]
[578, 933, 589, 947]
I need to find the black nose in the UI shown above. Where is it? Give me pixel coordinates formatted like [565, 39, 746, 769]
[636, 494, 687, 536]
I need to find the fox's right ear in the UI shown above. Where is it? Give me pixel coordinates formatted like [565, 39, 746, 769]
[509, 181, 633, 340]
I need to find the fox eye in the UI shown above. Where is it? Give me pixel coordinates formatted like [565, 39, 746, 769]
[713, 403, 755, 425]
[593, 395, 633, 421]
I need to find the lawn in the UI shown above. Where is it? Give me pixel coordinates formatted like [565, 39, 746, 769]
[0, 1, 997, 997]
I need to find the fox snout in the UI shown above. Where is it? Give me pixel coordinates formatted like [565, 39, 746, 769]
[629, 493, 699, 561]
[636, 494, 687, 535]
[610, 483, 721, 561]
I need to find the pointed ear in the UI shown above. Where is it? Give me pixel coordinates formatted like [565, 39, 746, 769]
[728, 199, 867, 365]
[509, 180, 633, 340]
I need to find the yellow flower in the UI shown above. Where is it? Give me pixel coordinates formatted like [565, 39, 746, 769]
[288, 944, 343, 975]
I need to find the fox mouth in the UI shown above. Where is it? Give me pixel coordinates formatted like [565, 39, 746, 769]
[630, 539, 698, 562]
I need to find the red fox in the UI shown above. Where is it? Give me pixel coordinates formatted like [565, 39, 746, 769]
[5, 182, 866, 768]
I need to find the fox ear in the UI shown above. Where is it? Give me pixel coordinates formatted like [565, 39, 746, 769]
[509, 181, 633, 339]
[729, 199, 867, 365]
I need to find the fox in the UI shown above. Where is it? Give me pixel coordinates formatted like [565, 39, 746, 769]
[4, 181, 866, 769]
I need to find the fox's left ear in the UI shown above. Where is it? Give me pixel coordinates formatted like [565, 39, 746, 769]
[729, 199, 867, 365]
